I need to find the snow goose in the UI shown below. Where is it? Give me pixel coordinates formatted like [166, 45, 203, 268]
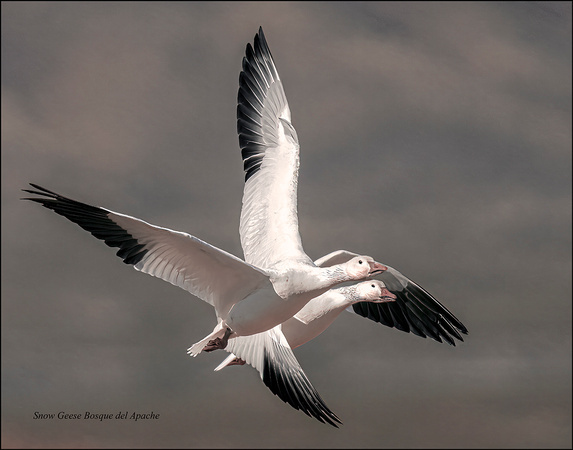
[20, 28, 386, 426]
[215, 279, 396, 370]
[213, 28, 468, 423]
[216, 251, 468, 372]
[236, 28, 464, 339]
[22, 185, 369, 426]
[21, 184, 384, 357]
[212, 253, 467, 422]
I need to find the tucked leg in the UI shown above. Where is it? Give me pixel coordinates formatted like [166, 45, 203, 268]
[187, 322, 226, 357]
[203, 327, 233, 352]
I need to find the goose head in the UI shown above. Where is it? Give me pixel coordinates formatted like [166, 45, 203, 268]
[355, 280, 397, 303]
[345, 256, 388, 280]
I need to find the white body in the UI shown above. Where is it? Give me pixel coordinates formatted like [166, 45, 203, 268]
[215, 278, 395, 371]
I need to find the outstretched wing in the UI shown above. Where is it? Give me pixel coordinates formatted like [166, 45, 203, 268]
[22, 183, 269, 318]
[217, 326, 342, 427]
[237, 27, 312, 269]
[353, 267, 468, 345]
[315, 250, 468, 345]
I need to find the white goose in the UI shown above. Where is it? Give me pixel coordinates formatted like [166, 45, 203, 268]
[208, 253, 468, 425]
[22, 184, 384, 427]
[215, 278, 397, 371]
[22, 184, 384, 354]
[217, 27, 468, 424]
[21, 28, 387, 426]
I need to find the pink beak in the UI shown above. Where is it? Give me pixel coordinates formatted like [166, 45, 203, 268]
[379, 288, 397, 302]
[368, 261, 387, 276]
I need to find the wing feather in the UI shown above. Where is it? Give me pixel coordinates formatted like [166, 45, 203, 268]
[223, 327, 342, 427]
[315, 251, 468, 344]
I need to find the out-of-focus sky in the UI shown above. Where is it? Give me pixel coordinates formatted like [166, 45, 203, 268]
[2, 2, 571, 448]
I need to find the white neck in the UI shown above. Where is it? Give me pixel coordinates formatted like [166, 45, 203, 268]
[268, 262, 351, 298]
[292, 286, 353, 325]
[320, 263, 352, 284]
[335, 284, 364, 303]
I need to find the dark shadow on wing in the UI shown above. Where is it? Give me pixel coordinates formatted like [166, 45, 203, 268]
[352, 267, 468, 345]
[21, 183, 148, 265]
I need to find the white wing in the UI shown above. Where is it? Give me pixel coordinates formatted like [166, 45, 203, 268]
[219, 325, 342, 427]
[313, 250, 361, 267]
[22, 184, 270, 319]
[237, 27, 312, 269]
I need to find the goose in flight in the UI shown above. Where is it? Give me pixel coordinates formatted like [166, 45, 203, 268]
[216, 279, 397, 370]
[210, 250, 467, 425]
[216, 250, 468, 372]
[221, 27, 468, 423]
[21, 184, 385, 355]
[21, 183, 386, 425]
[235, 28, 465, 345]
[20, 28, 386, 427]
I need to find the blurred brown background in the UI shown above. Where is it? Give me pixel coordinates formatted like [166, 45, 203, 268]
[2, 2, 571, 448]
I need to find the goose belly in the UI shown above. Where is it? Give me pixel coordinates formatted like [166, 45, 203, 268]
[226, 286, 320, 336]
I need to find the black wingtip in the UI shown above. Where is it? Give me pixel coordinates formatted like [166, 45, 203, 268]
[22, 183, 70, 202]
[261, 346, 342, 428]
[353, 269, 469, 346]
[28, 183, 57, 195]
[257, 27, 266, 43]
[21, 183, 149, 266]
